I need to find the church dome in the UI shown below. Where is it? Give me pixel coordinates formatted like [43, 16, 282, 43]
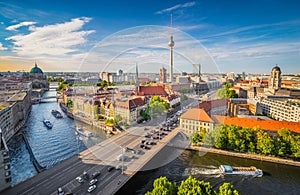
[30, 63, 43, 74]
[272, 65, 281, 72]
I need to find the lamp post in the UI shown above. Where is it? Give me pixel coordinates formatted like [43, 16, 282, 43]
[120, 146, 124, 174]
[75, 131, 80, 156]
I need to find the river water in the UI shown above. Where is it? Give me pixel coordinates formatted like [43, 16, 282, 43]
[117, 140, 300, 195]
[8, 89, 107, 185]
[8, 89, 300, 194]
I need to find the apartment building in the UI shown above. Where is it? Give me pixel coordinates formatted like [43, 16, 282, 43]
[256, 96, 300, 122]
[179, 108, 214, 135]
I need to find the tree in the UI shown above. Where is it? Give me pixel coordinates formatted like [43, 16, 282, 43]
[190, 132, 202, 144]
[177, 176, 216, 195]
[218, 182, 240, 195]
[114, 114, 122, 123]
[255, 128, 275, 156]
[216, 84, 238, 98]
[145, 176, 177, 195]
[146, 176, 239, 195]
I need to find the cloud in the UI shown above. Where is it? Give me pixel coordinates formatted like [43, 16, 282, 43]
[204, 19, 300, 39]
[6, 21, 37, 31]
[0, 42, 7, 50]
[209, 41, 300, 60]
[6, 17, 95, 56]
[155, 1, 196, 14]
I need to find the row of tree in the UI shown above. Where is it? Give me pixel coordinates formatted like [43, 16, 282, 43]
[191, 125, 300, 159]
[145, 176, 239, 195]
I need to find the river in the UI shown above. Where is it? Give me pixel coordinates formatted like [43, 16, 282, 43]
[8, 89, 300, 194]
[8, 89, 107, 185]
[117, 143, 300, 195]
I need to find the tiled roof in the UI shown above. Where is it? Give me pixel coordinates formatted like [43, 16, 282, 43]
[212, 115, 300, 133]
[116, 97, 145, 109]
[180, 108, 213, 122]
[138, 86, 168, 96]
[196, 99, 228, 112]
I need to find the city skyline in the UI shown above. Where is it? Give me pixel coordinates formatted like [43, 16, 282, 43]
[0, 0, 300, 74]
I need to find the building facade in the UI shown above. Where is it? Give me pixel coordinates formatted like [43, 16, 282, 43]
[0, 130, 11, 192]
[179, 108, 214, 135]
[256, 96, 300, 122]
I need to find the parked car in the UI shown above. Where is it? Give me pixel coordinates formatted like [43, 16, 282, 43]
[57, 187, 65, 195]
[76, 176, 84, 183]
[87, 185, 96, 193]
[144, 145, 151, 150]
[89, 179, 98, 185]
[107, 166, 114, 172]
[91, 171, 101, 179]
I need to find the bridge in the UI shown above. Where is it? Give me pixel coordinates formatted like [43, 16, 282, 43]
[2, 118, 189, 195]
[32, 95, 61, 103]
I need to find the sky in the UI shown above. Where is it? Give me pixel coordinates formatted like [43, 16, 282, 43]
[0, 0, 300, 74]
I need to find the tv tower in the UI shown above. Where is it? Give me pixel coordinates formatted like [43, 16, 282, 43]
[168, 13, 175, 83]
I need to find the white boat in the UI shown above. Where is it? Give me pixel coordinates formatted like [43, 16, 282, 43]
[75, 127, 92, 137]
[43, 120, 53, 129]
[219, 165, 263, 177]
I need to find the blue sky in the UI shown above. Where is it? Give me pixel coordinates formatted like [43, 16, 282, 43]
[0, 0, 300, 74]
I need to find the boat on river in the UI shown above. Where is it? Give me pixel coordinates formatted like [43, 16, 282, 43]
[51, 110, 63, 118]
[43, 120, 53, 129]
[219, 165, 263, 177]
[75, 127, 92, 137]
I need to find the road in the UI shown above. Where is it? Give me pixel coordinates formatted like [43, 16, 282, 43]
[3, 110, 188, 195]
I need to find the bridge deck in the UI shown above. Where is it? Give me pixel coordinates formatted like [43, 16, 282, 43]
[3, 120, 187, 195]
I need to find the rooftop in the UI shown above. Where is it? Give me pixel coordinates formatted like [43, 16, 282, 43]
[195, 99, 228, 112]
[180, 108, 213, 123]
[212, 115, 300, 133]
[7, 92, 27, 102]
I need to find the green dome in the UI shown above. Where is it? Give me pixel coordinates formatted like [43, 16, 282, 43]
[30, 63, 43, 74]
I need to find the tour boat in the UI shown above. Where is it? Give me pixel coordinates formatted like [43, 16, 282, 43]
[219, 165, 263, 177]
[75, 127, 92, 137]
[51, 110, 63, 118]
[43, 120, 53, 129]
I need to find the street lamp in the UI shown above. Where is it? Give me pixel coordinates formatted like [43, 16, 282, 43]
[120, 146, 124, 174]
[75, 131, 80, 156]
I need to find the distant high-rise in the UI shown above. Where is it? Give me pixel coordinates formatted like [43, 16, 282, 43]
[135, 63, 139, 85]
[168, 14, 175, 83]
[160, 67, 167, 83]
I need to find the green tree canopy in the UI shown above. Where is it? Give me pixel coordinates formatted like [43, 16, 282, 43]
[218, 182, 240, 195]
[145, 176, 239, 195]
[177, 176, 216, 195]
[145, 176, 177, 195]
[216, 83, 238, 98]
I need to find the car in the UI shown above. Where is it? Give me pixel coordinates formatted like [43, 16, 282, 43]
[144, 145, 151, 150]
[107, 166, 114, 172]
[83, 171, 89, 179]
[140, 144, 145, 148]
[91, 171, 101, 179]
[144, 127, 149, 130]
[89, 179, 98, 185]
[131, 150, 136, 154]
[76, 176, 84, 183]
[141, 140, 146, 144]
[57, 187, 65, 195]
[87, 185, 96, 193]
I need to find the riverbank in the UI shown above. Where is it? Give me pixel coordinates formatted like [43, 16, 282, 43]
[188, 145, 300, 167]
